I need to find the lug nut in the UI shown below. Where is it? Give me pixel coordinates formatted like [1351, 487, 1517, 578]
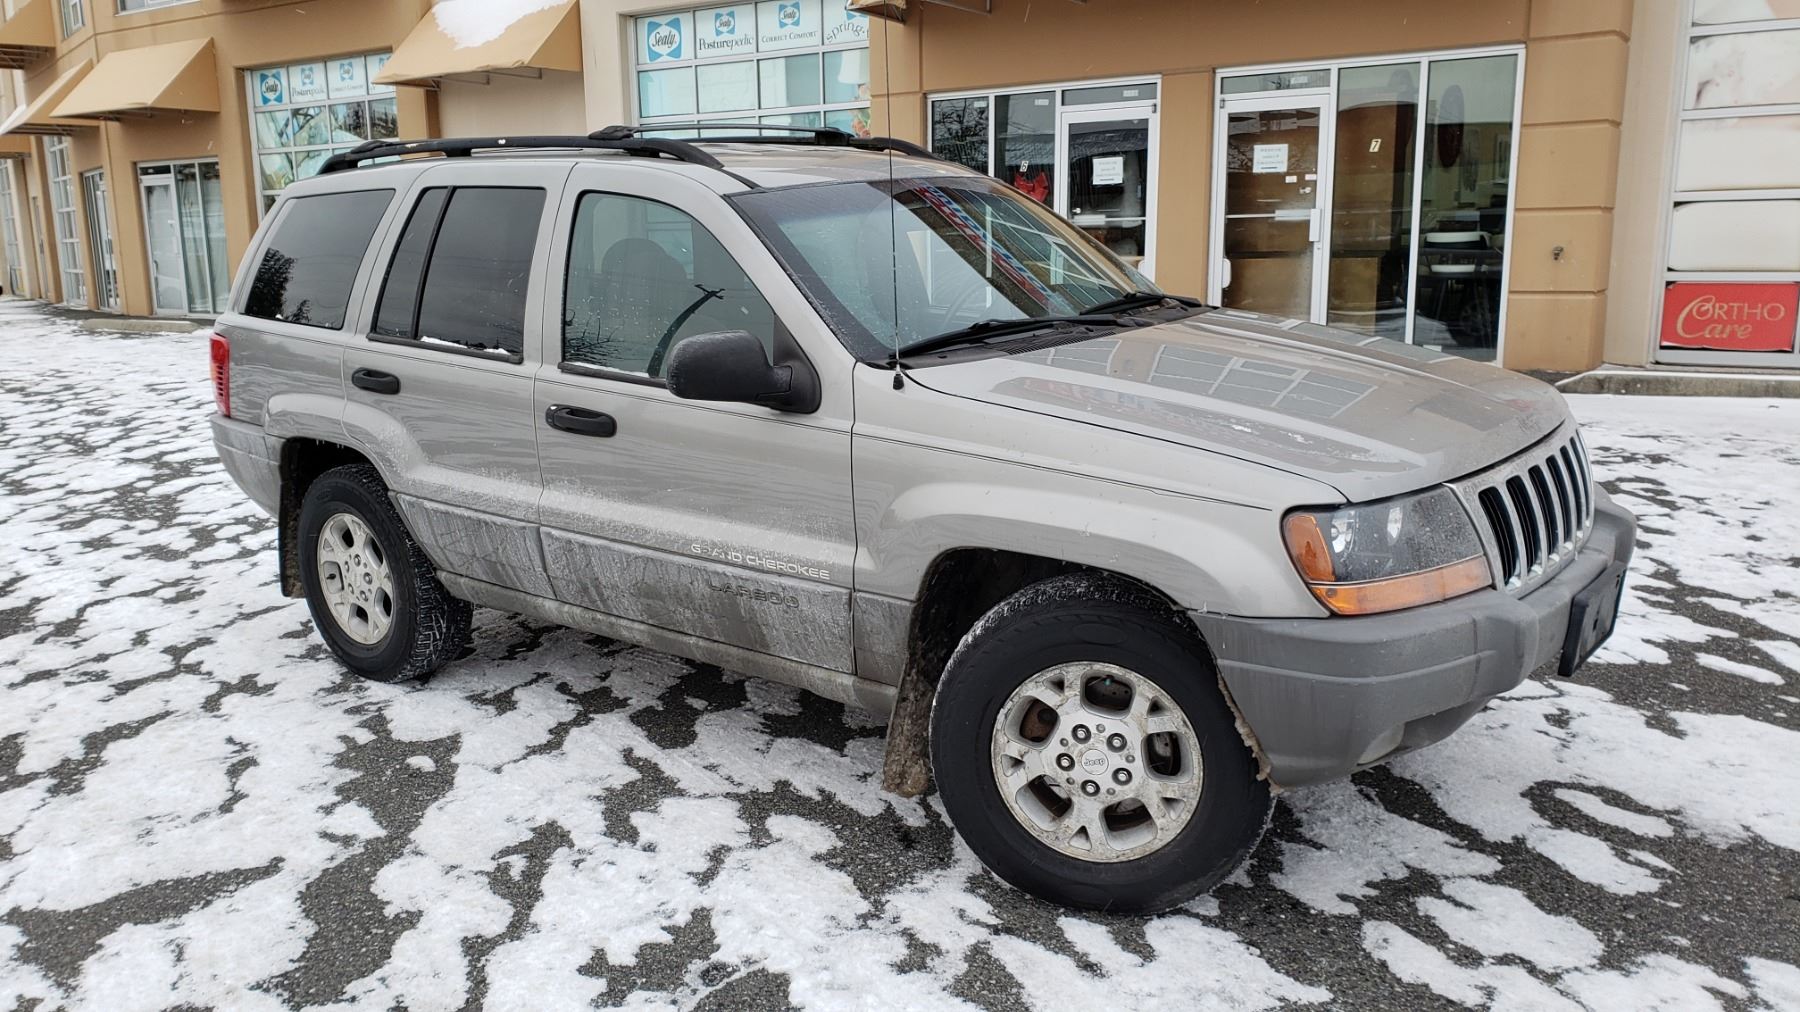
[1080, 780, 1100, 796]
[1112, 768, 1132, 786]
[1072, 725, 1091, 743]
[1107, 733, 1126, 752]
[1056, 753, 1075, 771]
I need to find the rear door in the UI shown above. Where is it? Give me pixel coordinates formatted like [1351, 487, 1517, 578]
[342, 162, 571, 598]
[532, 162, 858, 673]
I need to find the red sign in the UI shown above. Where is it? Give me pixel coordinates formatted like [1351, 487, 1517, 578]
[1660, 283, 1798, 352]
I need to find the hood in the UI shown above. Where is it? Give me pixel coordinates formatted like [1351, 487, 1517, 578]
[904, 309, 1570, 503]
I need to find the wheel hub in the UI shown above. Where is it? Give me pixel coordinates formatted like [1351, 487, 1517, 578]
[316, 512, 397, 646]
[990, 661, 1204, 863]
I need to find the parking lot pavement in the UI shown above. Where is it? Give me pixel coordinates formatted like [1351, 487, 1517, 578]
[0, 301, 1797, 1011]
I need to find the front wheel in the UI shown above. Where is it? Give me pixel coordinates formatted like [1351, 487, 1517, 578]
[930, 575, 1271, 912]
[297, 464, 471, 683]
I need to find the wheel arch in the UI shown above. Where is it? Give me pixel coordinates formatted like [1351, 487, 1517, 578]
[880, 548, 1264, 797]
[277, 438, 379, 597]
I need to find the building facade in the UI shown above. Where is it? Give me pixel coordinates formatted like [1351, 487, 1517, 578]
[0, 0, 1794, 375]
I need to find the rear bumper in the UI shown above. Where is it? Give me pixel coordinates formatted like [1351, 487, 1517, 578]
[210, 414, 281, 517]
[1191, 494, 1637, 789]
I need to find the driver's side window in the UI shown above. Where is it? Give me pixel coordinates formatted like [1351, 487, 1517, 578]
[562, 192, 775, 379]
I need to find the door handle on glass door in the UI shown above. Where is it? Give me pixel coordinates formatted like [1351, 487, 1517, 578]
[1308, 208, 1320, 244]
[1220, 259, 1233, 290]
[545, 405, 617, 438]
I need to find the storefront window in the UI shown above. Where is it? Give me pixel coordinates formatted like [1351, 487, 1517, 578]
[632, 3, 872, 137]
[929, 80, 1161, 275]
[43, 136, 86, 307]
[246, 53, 396, 213]
[1216, 52, 1519, 360]
[140, 161, 230, 315]
[1411, 54, 1515, 355]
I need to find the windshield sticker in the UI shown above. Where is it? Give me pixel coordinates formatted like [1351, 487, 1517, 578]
[914, 185, 1055, 308]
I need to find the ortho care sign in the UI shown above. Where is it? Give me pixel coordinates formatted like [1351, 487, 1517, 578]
[1659, 282, 1799, 353]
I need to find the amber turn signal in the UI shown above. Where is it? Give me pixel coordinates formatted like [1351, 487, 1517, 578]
[1308, 556, 1493, 616]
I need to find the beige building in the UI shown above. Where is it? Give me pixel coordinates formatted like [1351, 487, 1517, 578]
[2, 0, 1796, 374]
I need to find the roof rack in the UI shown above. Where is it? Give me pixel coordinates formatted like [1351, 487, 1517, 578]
[318, 124, 941, 180]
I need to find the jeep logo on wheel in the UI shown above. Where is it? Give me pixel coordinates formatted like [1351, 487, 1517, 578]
[1079, 750, 1108, 774]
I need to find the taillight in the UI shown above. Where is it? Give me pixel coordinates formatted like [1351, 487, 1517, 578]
[210, 334, 230, 417]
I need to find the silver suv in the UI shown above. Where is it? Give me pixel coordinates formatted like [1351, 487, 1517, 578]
[209, 126, 1635, 913]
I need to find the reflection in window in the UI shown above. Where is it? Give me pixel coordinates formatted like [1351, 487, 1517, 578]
[244, 189, 393, 329]
[931, 97, 989, 173]
[414, 188, 545, 355]
[1412, 54, 1516, 359]
[563, 192, 776, 378]
[996, 92, 1055, 204]
[1327, 63, 1419, 339]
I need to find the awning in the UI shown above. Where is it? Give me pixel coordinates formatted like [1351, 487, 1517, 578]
[0, 134, 31, 158]
[375, 0, 580, 86]
[53, 38, 219, 119]
[0, 0, 55, 70]
[0, 59, 101, 136]
[848, 0, 907, 20]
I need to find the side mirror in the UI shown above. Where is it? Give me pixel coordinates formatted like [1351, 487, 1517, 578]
[665, 330, 796, 409]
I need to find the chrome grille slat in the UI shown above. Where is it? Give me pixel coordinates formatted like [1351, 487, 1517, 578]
[1452, 426, 1596, 595]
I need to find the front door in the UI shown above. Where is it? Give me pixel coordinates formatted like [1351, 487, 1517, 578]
[140, 173, 187, 315]
[1056, 106, 1158, 279]
[533, 164, 857, 674]
[1211, 95, 1329, 322]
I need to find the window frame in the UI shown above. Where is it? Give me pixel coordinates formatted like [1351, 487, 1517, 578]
[59, 0, 83, 37]
[556, 187, 794, 389]
[243, 52, 398, 216]
[117, 0, 196, 13]
[367, 184, 546, 365]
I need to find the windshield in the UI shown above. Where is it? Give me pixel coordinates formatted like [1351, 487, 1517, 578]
[732, 175, 1157, 360]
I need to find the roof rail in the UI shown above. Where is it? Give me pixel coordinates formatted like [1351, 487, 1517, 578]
[316, 124, 944, 179]
[596, 122, 941, 161]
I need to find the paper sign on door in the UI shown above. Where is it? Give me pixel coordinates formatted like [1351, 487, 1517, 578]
[1092, 156, 1125, 185]
[1252, 144, 1289, 174]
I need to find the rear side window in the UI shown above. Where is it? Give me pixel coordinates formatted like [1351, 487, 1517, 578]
[373, 186, 545, 357]
[563, 192, 775, 379]
[244, 189, 393, 330]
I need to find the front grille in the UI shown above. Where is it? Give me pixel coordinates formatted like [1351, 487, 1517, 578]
[1456, 429, 1594, 593]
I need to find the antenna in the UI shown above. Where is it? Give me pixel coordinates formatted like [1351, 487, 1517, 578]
[881, 18, 903, 390]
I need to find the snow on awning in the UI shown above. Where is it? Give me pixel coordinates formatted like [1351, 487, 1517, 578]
[53, 39, 219, 119]
[0, 59, 102, 137]
[375, 0, 581, 87]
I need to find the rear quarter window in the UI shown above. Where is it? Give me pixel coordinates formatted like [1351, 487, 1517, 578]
[243, 189, 395, 330]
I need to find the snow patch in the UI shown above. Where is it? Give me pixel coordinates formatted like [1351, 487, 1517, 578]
[432, 0, 565, 48]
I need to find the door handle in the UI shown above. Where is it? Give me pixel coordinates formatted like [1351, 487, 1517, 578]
[1308, 208, 1321, 244]
[545, 404, 616, 438]
[1220, 258, 1233, 290]
[351, 368, 400, 395]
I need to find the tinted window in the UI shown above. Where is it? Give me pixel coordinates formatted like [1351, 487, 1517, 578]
[372, 187, 448, 339]
[244, 189, 393, 330]
[413, 187, 544, 356]
[563, 192, 775, 379]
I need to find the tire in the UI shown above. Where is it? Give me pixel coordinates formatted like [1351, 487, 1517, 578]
[296, 464, 471, 683]
[930, 575, 1271, 913]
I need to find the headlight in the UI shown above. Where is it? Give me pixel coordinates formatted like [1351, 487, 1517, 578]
[1282, 487, 1492, 616]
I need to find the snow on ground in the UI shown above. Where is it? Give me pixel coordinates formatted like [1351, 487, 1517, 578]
[0, 300, 1796, 1010]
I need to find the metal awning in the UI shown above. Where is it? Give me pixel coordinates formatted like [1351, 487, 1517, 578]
[53, 39, 219, 119]
[375, 0, 580, 86]
[0, 59, 102, 136]
[0, 0, 55, 71]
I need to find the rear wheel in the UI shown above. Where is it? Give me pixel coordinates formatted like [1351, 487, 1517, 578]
[297, 464, 470, 682]
[930, 575, 1271, 912]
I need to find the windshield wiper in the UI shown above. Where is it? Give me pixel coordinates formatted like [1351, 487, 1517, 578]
[1080, 290, 1204, 316]
[899, 314, 1128, 360]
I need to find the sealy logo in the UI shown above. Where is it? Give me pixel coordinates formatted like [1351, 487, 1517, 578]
[645, 18, 684, 61]
[778, 1, 801, 28]
[714, 10, 736, 35]
[257, 71, 284, 105]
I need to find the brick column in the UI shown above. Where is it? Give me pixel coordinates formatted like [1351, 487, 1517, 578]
[1503, 0, 1633, 372]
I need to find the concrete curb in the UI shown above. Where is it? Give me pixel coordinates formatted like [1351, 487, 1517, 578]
[78, 318, 205, 335]
[1557, 368, 1800, 399]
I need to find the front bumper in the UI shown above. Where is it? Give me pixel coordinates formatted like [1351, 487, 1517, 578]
[1190, 494, 1637, 789]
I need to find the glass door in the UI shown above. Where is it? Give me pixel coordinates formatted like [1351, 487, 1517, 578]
[1056, 106, 1158, 278]
[1213, 95, 1328, 321]
[81, 170, 119, 311]
[140, 170, 187, 315]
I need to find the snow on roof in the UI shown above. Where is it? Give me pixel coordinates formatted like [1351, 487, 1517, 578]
[431, 0, 566, 49]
